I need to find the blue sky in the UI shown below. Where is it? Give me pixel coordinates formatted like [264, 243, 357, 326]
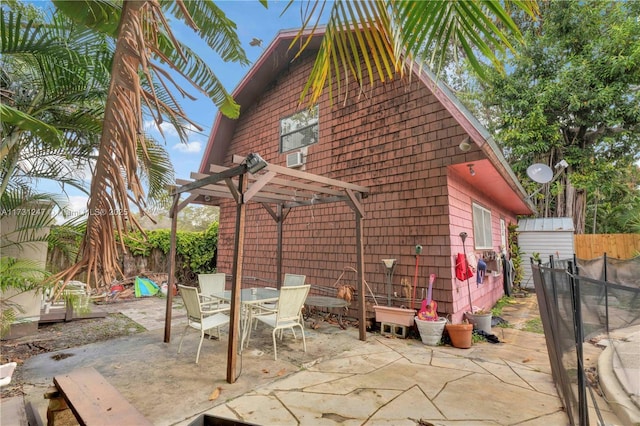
[159, 1, 327, 180]
[42, 1, 331, 219]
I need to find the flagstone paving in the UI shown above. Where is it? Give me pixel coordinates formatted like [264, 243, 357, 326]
[10, 294, 628, 426]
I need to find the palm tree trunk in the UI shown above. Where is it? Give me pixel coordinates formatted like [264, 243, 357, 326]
[55, 0, 149, 293]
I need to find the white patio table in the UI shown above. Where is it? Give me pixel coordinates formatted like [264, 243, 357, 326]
[209, 288, 280, 351]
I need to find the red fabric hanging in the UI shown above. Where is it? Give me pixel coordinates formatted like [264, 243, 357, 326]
[455, 253, 474, 280]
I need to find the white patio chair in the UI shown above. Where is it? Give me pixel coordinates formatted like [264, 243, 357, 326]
[257, 273, 306, 313]
[198, 273, 229, 309]
[283, 273, 306, 287]
[251, 284, 310, 360]
[177, 285, 230, 364]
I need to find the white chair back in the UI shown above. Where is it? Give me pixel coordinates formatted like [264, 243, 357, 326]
[283, 273, 306, 287]
[276, 285, 310, 323]
[177, 284, 230, 363]
[179, 285, 204, 322]
[198, 273, 226, 297]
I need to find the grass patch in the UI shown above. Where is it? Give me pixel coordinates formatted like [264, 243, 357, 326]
[522, 317, 544, 334]
[491, 296, 516, 317]
[471, 332, 486, 343]
[495, 321, 514, 329]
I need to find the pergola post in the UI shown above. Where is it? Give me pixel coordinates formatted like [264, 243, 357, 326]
[227, 173, 247, 383]
[355, 206, 366, 341]
[164, 193, 181, 343]
[276, 204, 283, 287]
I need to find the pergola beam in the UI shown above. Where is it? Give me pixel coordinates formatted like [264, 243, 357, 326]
[202, 169, 347, 198]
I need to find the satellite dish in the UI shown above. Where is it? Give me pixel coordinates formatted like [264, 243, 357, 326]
[527, 163, 553, 184]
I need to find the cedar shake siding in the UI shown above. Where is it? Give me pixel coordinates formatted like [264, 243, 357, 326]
[203, 30, 532, 323]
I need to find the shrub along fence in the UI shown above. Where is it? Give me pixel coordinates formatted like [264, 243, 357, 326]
[47, 224, 219, 287]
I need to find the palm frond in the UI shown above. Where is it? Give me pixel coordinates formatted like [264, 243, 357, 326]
[51, 0, 121, 36]
[0, 257, 50, 294]
[0, 190, 60, 253]
[0, 103, 63, 149]
[159, 0, 249, 65]
[294, 0, 539, 106]
[137, 135, 174, 203]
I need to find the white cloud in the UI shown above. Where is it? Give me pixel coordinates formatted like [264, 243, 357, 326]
[144, 120, 199, 139]
[52, 195, 89, 224]
[173, 140, 202, 154]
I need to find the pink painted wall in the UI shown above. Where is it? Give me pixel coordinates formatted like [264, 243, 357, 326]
[447, 166, 518, 323]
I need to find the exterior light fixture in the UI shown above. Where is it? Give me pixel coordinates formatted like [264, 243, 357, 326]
[459, 137, 471, 152]
[468, 164, 476, 176]
[382, 258, 397, 270]
[245, 153, 267, 174]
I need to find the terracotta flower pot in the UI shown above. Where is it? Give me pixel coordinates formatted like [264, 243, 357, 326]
[445, 323, 473, 349]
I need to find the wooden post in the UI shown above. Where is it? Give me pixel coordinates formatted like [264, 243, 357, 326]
[356, 209, 366, 341]
[227, 173, 247, 383]
[164, 193, 180, 343]
[276, 204, 283, 288]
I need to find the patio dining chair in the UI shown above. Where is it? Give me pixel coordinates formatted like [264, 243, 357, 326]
[177, 285, 230, 364]
[283, 273, 306, 286]
[251, 284, 310, 360]
[198, 273, 229, 309]
[256, 273, 306, 313]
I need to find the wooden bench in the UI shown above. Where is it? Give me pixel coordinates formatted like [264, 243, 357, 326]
[49, 367, 152, 426]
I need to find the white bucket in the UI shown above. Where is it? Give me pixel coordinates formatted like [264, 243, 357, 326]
[465, 312, 492, 334]
[414, 316, 447, 346]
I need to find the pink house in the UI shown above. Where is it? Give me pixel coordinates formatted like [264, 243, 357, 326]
[196, 28, 534, 324]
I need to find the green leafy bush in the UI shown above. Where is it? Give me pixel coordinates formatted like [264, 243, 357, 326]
[118, 222, 218, 274]
[508, 223, 524, 289]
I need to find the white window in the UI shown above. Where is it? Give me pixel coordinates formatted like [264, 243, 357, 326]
[472, 203, 493, 249]
[280, 105, 318, 152]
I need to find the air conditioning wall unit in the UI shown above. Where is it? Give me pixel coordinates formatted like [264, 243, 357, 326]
[286, 151, 304, 168]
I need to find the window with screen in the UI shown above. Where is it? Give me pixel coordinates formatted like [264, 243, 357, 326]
[280, 105, 318, 152]
[472, 203, 493, 249]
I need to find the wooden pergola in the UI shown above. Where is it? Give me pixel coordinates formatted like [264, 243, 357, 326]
[163, 154, 369, 383]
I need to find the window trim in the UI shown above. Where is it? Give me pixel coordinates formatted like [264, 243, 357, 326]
[279, 105, 319, 153]
[472, 202, 493, 250]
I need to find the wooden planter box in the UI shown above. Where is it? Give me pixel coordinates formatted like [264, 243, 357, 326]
[373, 306, 415, 326]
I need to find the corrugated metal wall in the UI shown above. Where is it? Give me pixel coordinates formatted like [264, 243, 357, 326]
[517, 218, 575, 288]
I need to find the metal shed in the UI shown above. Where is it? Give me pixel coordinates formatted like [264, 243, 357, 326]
[517, 217, 575, 288]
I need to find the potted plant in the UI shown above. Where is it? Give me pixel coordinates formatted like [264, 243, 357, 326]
[374, 305, 416, 326]
[444, 321, 473, 348]
[374, 258, 415, 327]
[414, 274, 446, 345]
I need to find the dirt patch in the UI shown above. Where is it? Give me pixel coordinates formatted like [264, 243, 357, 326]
[1, 313, 146, 398]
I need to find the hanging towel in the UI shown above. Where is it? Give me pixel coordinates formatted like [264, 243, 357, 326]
[477, 259, 487, 285]
[455, 253, 474, 280]
[467, 252, 478, 274]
